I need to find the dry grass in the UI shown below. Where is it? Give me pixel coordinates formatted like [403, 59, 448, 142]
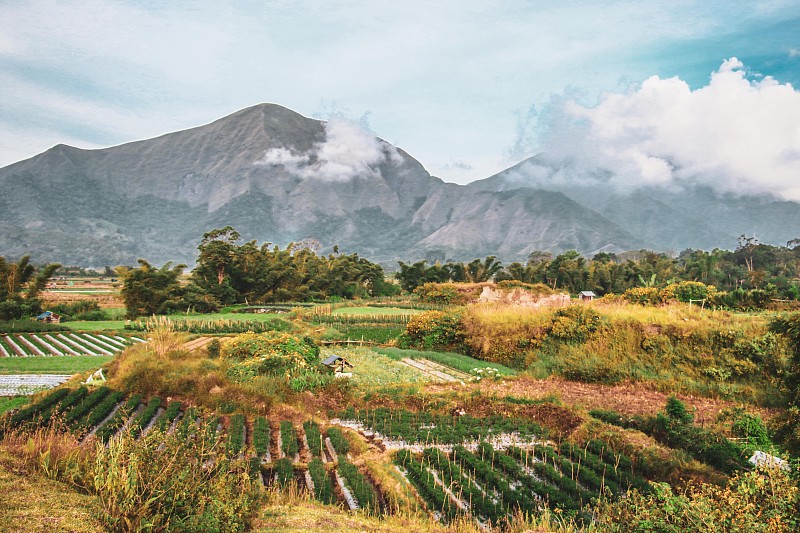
[0, 449, 103, 532]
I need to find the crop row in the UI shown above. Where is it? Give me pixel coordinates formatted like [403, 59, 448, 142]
[340, 407, 544, 445]
[396, 439, 648, 526]
[395, 449, 461, 521]
[126, 318, 293, 334]
[0, 333, 142, 357]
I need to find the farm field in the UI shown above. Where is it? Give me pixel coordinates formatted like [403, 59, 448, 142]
[0, 332, 143, 357]
[0, 355, 114, 375]
[2, 286, 799, 532]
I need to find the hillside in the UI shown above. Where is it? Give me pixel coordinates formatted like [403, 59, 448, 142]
[470, 154, 800, 251]
[0, 104, 639, 266]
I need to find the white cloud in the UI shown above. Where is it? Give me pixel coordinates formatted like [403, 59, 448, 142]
[525, 58, 800, 200]
[255, 119, 401, 181]
[790, 48, 800, 57]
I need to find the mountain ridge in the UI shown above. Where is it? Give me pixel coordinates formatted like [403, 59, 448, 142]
[1, 103, 794, 267]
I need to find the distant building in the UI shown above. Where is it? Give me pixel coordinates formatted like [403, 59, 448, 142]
[36, 311, 61, 323]
[579, 291, 596, 302]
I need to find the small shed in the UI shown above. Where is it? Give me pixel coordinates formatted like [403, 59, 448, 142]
[579, 291, 596, 302]
[321, 354, 353, 374]
[36, 311, 62, 323]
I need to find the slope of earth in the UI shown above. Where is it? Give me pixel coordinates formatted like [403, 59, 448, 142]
[426, 376, 778, 428]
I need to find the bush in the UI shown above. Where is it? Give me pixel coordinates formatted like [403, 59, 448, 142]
[222, 332, 320, 377]
[398, 310, 463, 351]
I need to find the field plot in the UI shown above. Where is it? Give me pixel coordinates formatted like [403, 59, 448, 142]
[0, 374, 72, 396]
[0, 333, 142, 357]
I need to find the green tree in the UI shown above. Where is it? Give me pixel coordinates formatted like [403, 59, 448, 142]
[120, 260, 187, 318]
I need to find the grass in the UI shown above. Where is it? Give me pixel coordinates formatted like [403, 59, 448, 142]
[64, 320, 128, 331]
[331, 306, 424, 316]
[0, 356, 114, 375]
[375, 347, 517, 376]
[0, 450, 104, 532]
[331, 348, 432, 387]
[66, 311, 287, 332]
[0, 396, 29, 415]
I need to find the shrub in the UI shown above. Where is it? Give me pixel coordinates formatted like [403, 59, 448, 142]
[222, 332, 320, 382]
[398, 310, 463, 351]
[623, 287, 663, 306]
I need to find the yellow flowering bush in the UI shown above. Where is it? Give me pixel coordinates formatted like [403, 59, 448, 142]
[221, 331, 320, 381]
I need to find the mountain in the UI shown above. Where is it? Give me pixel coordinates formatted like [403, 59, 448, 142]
[470, 154, 800, 252]
[0, 104, 641, 267]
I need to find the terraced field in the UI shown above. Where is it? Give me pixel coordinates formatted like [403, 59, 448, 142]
[3, 387, 387, 513]
[0, 333, 144, 357]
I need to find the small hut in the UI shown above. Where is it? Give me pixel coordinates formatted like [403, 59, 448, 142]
[36, 311, 62, 323]
[321, 354, 353, 375]
[579, 291, 596, 302]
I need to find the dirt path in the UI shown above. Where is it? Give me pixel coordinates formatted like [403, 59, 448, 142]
[181, 336, 215, 352]
[426, 376, 779, 425]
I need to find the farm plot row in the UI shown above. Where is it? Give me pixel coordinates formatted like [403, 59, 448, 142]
[395, 441, 649, 525]
[3, 386, 385, 513]
[0, 332, 144, 357]
[338, 406, 545, 448]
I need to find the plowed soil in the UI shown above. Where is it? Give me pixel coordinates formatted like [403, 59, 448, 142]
[426, 376, 779, 426]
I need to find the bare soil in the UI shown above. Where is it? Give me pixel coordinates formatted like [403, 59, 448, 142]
[426, 376, 780, 426]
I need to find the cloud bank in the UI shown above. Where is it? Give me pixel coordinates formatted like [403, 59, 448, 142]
[524, 59, 800, 200]
[255, 119, 401, 181]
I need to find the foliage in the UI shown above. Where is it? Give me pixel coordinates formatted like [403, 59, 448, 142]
[227, 414, 246, 455]
[398, 310, 463, 351]
[303, 420, 323, 457]
[222, 332, 322, 388]
[768, 313, 800, 453]
[93, 424, 259, 532]
[594, 465, 800, 532]
[341, 407, 544, 445]
[338, 459, 379, 511]
[376, 347, 516, 376]
[118, 260, 188, 319]
[326, 426, 350, 456]
[308, 458, 335, 504]
[591, 399, 750, 474]
[253, 417, 270, 456]
[395, 257, 503, 293]
[192, 226, 393, 305]
[280, 421, 298, 458]
[50, 300, 110, 322]
[273, 458, 295, 488]
[0, 255, 60, 320]
[126, 316, 294, 334]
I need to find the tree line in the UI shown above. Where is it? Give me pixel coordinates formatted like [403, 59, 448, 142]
[397, 236, 800, 305]
[119, 227, 398, 318]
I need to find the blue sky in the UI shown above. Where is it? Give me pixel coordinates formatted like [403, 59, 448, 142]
[1, 0, 798, 186]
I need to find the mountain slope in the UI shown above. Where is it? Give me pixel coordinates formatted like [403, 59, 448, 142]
[471, 154, 800, 251]
[0, 104, 644, 266]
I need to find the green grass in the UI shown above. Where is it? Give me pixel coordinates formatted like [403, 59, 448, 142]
[64, 320, 127, 331]
[375, 347, 517, 376]
[0, 396, 29, 415]
[333, 348, 432, 387]
[331, 306, 424, 316]
[66, 311, 286, 332]
[0, 356, 114, 375]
